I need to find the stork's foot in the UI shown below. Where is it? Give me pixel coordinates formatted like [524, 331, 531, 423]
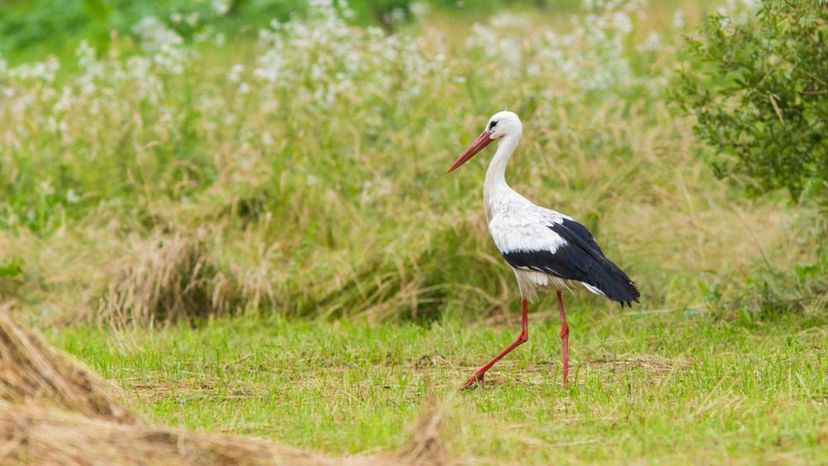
[460, 371, 485, 390]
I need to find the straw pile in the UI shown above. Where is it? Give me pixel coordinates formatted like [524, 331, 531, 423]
[0, 306, 138, 424]
[0, 304, 447, 465]
[0, 402, 345, 466]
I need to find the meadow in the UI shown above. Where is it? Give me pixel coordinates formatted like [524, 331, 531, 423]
[1, 0, 826, 464]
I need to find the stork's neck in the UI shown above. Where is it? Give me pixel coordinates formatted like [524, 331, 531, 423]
[483, 132, 521, 216]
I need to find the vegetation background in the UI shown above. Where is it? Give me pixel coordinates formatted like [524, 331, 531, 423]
[0, 0, 826, 464]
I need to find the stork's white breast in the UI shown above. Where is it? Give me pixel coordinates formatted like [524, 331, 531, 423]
[487, 200, 568, 257]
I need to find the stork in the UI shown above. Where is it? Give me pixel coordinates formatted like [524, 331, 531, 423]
[448, 111, 639, 389]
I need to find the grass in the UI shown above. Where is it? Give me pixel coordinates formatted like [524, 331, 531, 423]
[49, 305, 828, 464]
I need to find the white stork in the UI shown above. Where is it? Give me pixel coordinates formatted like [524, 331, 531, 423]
[448, 111, 639, 389]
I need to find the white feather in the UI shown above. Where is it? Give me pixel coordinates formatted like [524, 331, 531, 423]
[581, 282, 606, 297]
[487, 193, 568, 255]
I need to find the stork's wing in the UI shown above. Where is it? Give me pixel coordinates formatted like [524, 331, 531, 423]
[490, 212, 639, 306]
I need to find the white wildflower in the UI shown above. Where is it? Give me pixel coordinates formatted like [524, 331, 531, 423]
[611, 11, 633, 34]
[253, 50, 283, 83]
[490, 13, 530, 28]
[133, 17, 188, 74]
[66, 189, 80, 204]
[8, 58, 60, 83]
[389, 8, 405, 24]
[212, 0, 231, 15]
[133, 17, 183, 50]
[672, 10, 685, 29]
[53, 89, 74, 113]
[39, 180, 55, 196]
[229, 64, 244, 83]
[640, 32, 660, 51]
[410, 2, 428, 18]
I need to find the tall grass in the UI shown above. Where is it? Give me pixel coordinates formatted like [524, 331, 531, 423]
[0, 0, 813, 324]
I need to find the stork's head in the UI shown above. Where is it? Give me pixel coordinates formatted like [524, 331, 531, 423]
[447, 111, 522, 173]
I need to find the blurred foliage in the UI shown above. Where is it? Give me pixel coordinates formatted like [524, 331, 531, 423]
[674, 0, 828, 205]
[0, 257, 24, 298]
[0, 0, 552, 61]
[0, 0, 297, 59]
[0, 0, 718, 322]
[701, 211, 828, 320]
[0, 0, 818, 323]
[705, 254, 828, 321]
[0, 257, 23, 279]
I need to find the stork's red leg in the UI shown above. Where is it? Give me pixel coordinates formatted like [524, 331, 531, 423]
[461, 298, 529, 390]
[557, 290, 570, 386]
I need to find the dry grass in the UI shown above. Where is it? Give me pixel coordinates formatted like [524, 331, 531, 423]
[0, 403, 328, 466]
[0, 401, 443, 466]
[97, 230, 241, 326]
[0, 403, 448, 466]
[0, 305, 449, 465]
[0, 303, 138, 423]
[399, 392, 449, 466]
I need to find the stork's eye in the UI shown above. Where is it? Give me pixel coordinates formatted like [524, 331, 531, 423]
[489, 120, 498, 130]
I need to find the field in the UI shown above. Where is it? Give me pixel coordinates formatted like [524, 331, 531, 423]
[1, 0, 827, 464]
[50, 311, 828, 463]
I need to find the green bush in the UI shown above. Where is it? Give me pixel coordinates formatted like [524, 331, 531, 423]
[674, 0, 827, 203]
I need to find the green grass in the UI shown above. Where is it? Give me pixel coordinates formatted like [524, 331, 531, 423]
[50, 306, 828, 464]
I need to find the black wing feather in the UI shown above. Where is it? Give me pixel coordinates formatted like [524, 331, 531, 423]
[501, 218, 640, 306]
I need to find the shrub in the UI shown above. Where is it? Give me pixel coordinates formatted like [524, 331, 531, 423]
[674, 1, 828, 203]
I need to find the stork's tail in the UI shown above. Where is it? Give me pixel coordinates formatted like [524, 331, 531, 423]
[587, 258, 640, 308]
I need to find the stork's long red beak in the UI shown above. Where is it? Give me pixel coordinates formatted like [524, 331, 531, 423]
[447, 131, 493, 173]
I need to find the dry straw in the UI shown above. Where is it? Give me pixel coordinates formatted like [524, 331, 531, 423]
[0, 304, 448, 465]
[0, 304, 138, 423]
[0, 403, 338, 466]
[98, 230, 241, 326]
[0, 401, 447, 466]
